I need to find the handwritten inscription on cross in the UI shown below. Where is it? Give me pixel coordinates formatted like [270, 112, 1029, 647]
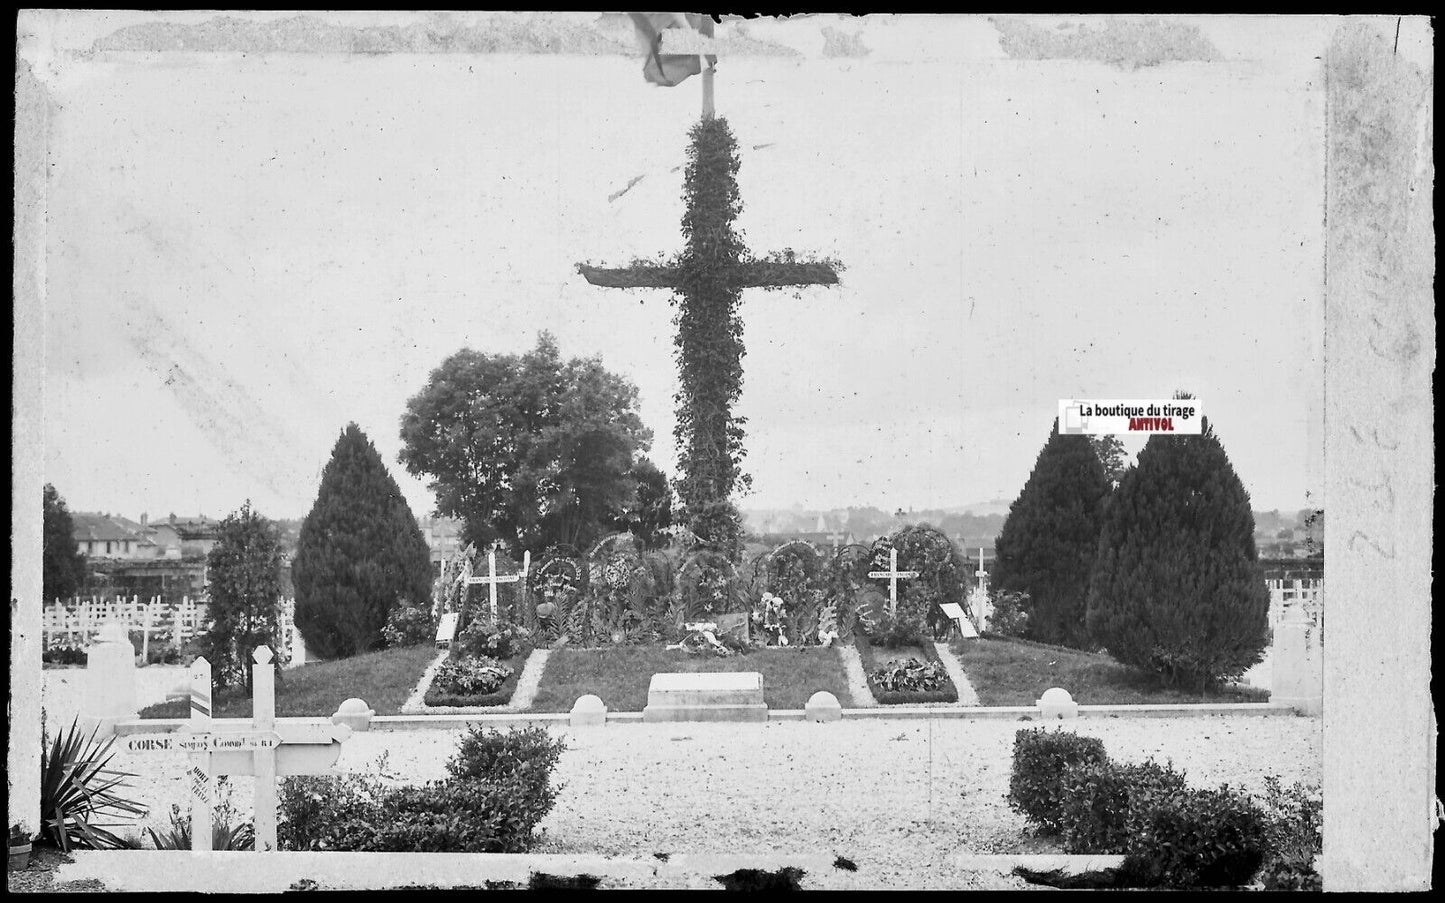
[465, 547, 531, 622]
[125, 647, 351, 852]
[867, 548, 920, 618]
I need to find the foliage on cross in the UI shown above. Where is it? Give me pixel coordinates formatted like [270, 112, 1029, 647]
[578, 117, 843, 561]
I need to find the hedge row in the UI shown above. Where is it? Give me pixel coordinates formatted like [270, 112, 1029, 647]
[1007, 727, 1319, 889]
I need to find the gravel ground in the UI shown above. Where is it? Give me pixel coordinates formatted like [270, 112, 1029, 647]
[79, 710, 1318, 890]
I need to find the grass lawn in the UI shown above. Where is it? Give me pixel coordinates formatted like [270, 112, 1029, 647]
[952, 635, 1270, 706]
[528, 645, 852, 713]
[138, 644, 440, 719]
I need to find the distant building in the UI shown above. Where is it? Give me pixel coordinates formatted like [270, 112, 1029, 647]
[419, 516, 465, 576]
[70, 512, 157, 559]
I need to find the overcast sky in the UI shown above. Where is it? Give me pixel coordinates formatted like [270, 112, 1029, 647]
[23, 13, 1352, 521]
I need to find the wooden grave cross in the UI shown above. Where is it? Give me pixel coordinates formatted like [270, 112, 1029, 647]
[825, 529, 847, 550]
[124, 647, 352, 852]
[975, 547, 992, 589]
[867, 548, 920, 618]
[464, 547, 531, 622]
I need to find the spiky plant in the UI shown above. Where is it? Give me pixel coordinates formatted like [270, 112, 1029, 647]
[39, 719, 149, 851]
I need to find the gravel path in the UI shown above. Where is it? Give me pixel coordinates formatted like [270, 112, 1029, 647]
[933, 641, 982, 705]
[835, 643, 877, 707]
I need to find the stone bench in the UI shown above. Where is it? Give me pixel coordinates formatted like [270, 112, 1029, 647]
[641, 671, 768, 723]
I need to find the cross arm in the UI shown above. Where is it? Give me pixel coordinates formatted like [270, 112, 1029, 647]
[577, 263, 684, 289]
[729, 254, 842, 289]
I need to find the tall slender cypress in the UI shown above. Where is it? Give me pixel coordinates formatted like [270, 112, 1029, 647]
[293, 423, 433, 659]
[1086, 417, 1270, 690]
[992, 419, 1111, 648]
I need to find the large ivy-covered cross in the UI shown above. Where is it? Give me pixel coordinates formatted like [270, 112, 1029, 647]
[577, 115, 841, 560]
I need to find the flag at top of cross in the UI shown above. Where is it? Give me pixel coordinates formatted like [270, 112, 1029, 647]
[627, 12, 719, 115]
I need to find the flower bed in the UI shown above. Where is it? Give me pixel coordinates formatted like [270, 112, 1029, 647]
[854, 633, 958, 704]
[422, 648, 531, 708]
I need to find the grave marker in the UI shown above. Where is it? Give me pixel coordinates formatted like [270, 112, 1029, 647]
[127, 647, 353, 852]
[867, 548, 919, 617]
[465, 547, 531, 622]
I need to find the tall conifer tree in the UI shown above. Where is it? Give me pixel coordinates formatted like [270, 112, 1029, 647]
[992, 419, 1111, 648]
[293, 423, 433, 660]
[1085, 416, 1270, 690]
[43, 483, 87, 602]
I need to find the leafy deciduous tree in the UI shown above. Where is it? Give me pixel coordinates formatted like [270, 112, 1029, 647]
[204, 500, 284, 692]
[43, 483, 87, 602]
[399, 332, 653, 554]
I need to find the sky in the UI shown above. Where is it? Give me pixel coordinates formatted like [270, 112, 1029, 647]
[21, 12, 1348, 522]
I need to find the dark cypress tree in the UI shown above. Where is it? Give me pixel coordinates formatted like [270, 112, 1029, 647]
[43, 483, 87, 602]
[293, 423, 433, 660]
[992, 419, 1111, 648]
[1085, 416, 1270, 691]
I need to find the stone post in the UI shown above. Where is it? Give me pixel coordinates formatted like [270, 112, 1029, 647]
[1271, 609, 1322, 716]
[79, 622, 139, 738]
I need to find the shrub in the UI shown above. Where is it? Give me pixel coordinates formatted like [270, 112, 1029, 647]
[382, 603, 435, 648]
[1122, 784, 1270, 888]
[1253, 777, 1322, 890]
[457, 620, 532, 661]
[430, 657, 513, 697]
[869, 658, 951, 693]
[42, 645, 88, 666]
[446, 725, 568, 799]
[1007, 728, 1110, 835]
[1054, 759, 1190, 854]
[39, 719, 149, 850]
[865, 603, 928, 649]
[279, 730, 566, 853]
[985, 590, 1030, 639]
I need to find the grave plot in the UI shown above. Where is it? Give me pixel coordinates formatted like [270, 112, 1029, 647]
[423, 548, 536, 708]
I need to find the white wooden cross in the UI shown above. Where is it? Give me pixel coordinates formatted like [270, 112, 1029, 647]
[867, 548, 920, 617]
[826, 529, 847, 550]
[464, 547, 530, 622]
[976, 547, 992, 590]
[125, 647, 352, 852]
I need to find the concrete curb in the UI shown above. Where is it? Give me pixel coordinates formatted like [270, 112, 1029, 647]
[952, 853, 1127, 873]
[117, 701, 1301, 734]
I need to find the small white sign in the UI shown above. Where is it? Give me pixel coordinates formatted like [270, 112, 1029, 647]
[1058, 398, 1204, 435]
[436, 612, 459, 645]
[938, 603, 967, 621]
[867, 569, 919, 579]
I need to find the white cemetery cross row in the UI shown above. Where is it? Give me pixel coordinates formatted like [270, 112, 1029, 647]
[464, 547, 531, 621]
[124, 647, 352, 853]
[867, 548, 920, 617]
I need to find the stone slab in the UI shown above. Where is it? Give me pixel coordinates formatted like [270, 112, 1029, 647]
[643, 671, 767, 722]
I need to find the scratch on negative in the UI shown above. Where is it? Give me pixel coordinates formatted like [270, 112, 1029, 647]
[608, 174, 645, 203]
[1347, 531, 1395, 559]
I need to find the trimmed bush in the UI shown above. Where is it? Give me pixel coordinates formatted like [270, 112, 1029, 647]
[854, 633, 958, 704]
[279, 728, 567, 853]
[1122, 784, 1270, 888]
[447, 725, 567, 796]
[1055, 759, 1190, 854]
[1007, 728, 1109, 834]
